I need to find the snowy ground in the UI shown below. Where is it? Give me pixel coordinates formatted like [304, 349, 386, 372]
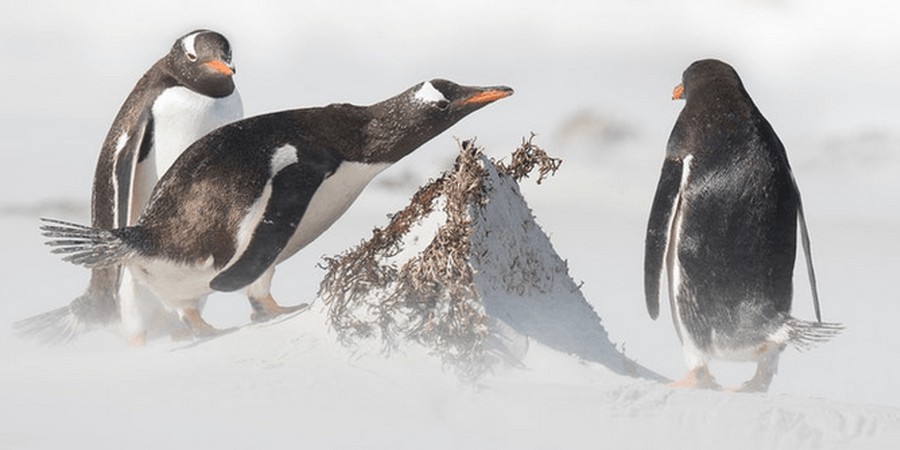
[2, 0, 900, 448]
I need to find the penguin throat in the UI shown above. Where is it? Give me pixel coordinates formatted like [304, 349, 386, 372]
[362, 117, 442, 165]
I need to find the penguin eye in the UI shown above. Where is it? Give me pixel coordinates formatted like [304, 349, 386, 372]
[435, 100, 450, 111]
[187, 52, 198, 62]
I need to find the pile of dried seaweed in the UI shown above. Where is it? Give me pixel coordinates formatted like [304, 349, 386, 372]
[319, 136, 561, 379]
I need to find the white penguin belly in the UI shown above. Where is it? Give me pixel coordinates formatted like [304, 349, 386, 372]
[276, 161, 391, 264]
[150, 87, 243, 173]
[129, 88, 242, 224]
[129, 86, 244, 225]
[128, 257, 218, 311]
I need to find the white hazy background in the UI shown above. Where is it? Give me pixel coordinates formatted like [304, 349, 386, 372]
[2, 0, 899, 448]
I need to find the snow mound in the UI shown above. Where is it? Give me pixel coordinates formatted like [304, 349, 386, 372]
[319, 137, 661, 380]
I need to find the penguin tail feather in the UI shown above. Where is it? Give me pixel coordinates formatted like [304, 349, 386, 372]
[40, 218, 133, 269]
[13, 287, 120, 345]
[13, 304, 85, 345]
[786, 317, 843, 351]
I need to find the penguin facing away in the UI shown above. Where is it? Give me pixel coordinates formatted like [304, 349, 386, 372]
[15, 30, 243, 345]
[644, 59, 841, 392]
[41, 79, 513, 338]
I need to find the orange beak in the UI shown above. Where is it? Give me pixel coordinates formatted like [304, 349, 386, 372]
[672, 83, 684, 100]
[205, 60, 234, 76]
[461, 88, 514, 105]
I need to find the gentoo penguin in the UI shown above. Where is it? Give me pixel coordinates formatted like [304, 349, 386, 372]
[41, 79, 513, 338]
[644, 59, 840, 392]
[15, 30, 242, 345]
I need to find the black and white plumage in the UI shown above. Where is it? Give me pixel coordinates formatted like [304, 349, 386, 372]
[16, 30, 242, 345]
[644, 59, 840, 392]
[42, 79, 513, 337]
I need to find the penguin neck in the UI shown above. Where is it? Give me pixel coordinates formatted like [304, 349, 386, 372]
[685, 79, 754, 120]
[681, 87, 755, 143]
[357, 99, 441, 166]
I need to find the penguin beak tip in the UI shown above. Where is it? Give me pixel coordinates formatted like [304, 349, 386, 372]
[461, 86, 514, 105]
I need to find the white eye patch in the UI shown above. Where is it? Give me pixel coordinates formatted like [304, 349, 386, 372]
[413, 81, 448, 104]
[181, 31, 203, 57]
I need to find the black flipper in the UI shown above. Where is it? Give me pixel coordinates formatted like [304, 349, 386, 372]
[796, 198, 822, 323]
[210, 163, 324, 292]
[112, 111, 152, 228]
[644, 158, 684, 320]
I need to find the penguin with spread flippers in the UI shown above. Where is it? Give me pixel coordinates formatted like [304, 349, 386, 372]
[644, 59, 841, 392]
[41, 79, 513, 338]
[15, 30, 243, 345]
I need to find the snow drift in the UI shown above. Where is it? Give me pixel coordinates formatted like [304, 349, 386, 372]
[318, 138, 662, 381]
[3, 138, 900, 449]
[5, 1, 900, 444]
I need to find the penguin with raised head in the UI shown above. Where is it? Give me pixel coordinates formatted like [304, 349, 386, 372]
[16, 30, 243, 345]
[41, 79, 513, 338]
[644, 59, 840, 392]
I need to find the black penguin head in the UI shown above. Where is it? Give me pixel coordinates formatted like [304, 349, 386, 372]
[364, 79, 513, 163]
[164, 29, 236, 98]
[667, 59, 764, 160]
[672, 59, 748, 103]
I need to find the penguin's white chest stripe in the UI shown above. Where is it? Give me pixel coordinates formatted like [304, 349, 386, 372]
[667, 155, 706, 367]
[115, 132, 130, 153]
[668, 155, 693, 293]
[111, 132, 130, 227]
[276, 160, 391, 264]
